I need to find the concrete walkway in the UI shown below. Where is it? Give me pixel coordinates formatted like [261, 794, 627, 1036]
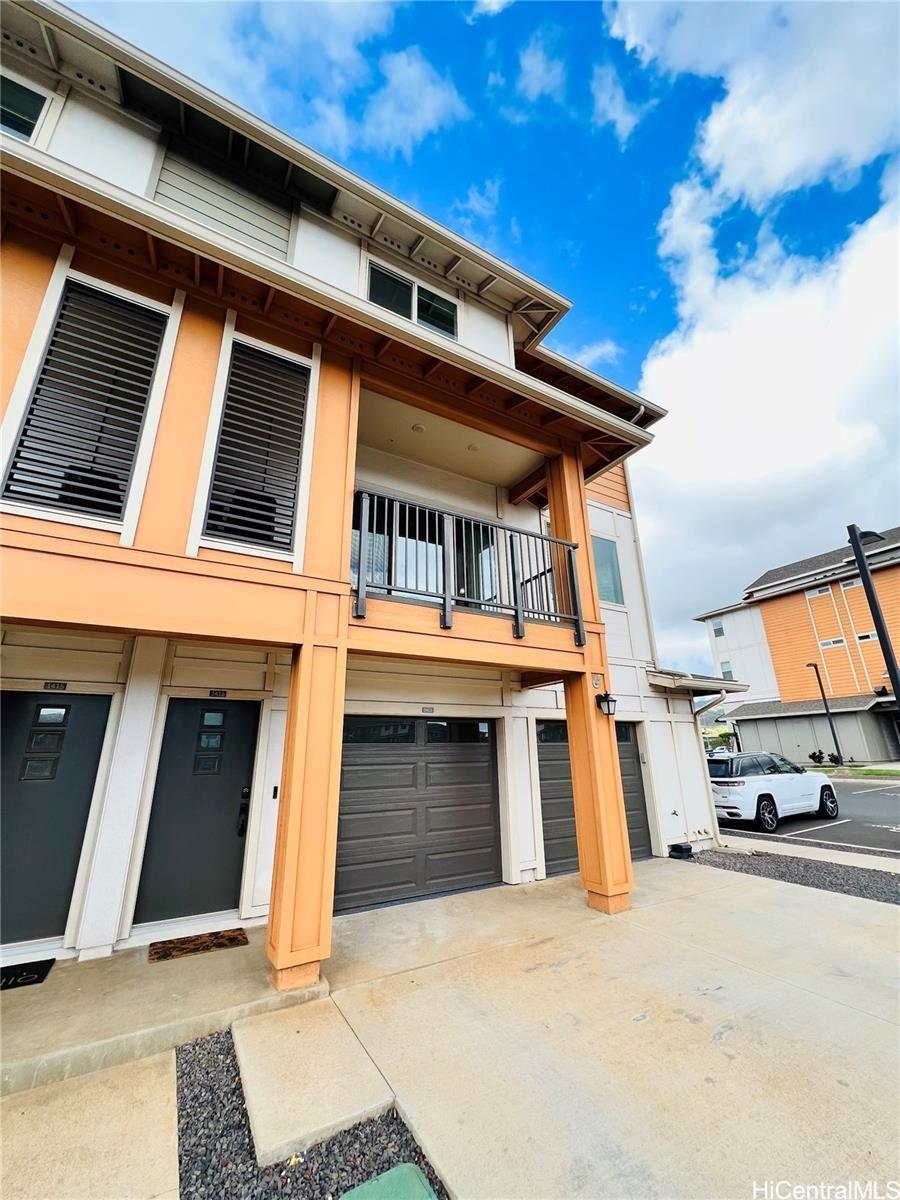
[2, 858, 897, 1199]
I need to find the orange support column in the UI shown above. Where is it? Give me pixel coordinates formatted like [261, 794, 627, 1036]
[266, 594, 350, 990]
[547, 448, 634, 913]
[266, 350, 360, 989]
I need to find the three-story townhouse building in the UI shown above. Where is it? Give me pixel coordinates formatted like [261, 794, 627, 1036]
[0, 0, 735, 989]
[697, 530, 900, 764]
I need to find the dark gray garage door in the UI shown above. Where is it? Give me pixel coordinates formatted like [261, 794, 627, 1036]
[537, 719, 653, 872]
[336, 716, 501, 911]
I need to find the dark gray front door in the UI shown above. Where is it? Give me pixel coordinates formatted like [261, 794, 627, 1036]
[1, 691, 111, 943]
[134, 698, 260, 925]
[536, 719, 653, 869]
[536, 720, 579, 875]
[336, 716, 501, 911]
[615, 723, 652, 859]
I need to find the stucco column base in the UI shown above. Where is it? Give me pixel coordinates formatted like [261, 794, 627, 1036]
[586, 891, 631, 915]
[270, 961, 321, 992]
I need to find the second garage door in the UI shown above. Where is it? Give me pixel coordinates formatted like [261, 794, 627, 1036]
[336, 716, 502, 912]
[537, 719, 653, 872]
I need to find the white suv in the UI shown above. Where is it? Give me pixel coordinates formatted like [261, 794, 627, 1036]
[708, 752, 839, 833]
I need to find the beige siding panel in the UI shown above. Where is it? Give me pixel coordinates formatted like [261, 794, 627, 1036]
[167, 641, 271, 691]
[1, 626, 132, 683]
[154, 153, 292, 259]
[346, 654, 505, 707]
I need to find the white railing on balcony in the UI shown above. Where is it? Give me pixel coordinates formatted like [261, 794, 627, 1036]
[351, 488, 586, 646]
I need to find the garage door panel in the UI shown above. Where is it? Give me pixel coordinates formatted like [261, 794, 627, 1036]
[338, 806, 418, 844]
[424, 800, 497, 836]
[335, 856, 418, 908]
[336, 717, 501, 911]
[424, 759, 494, 788]
[425, 846, 500, 887]
[341, 761, 418, 793]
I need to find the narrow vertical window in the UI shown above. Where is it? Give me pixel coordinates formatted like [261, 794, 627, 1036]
[203, 342, 310, 551]
[2, 281, 167, 520]
[591, 535, 624, 605]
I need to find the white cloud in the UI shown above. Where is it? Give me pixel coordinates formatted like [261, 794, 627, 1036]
[361, 48, 470, 159]
[553, 338, 623, 370]
[454, 178, 502, 221]
[603, 0, 900, 670]
[629, 169, 900, 669]
[486, 70, 506, 89]
[607, 1, 900, 207]
[73, 1, 465, 162]
[590, 64, 645, 145]
[516, 32, 565, 104]
[468, 0, 515, 21]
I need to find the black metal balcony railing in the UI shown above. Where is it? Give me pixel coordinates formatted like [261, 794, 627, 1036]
[351, 488, 586, 646]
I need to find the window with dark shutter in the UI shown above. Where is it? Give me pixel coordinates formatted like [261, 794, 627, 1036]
[203, 341, 309, 551]
[2, 281, 167, 521]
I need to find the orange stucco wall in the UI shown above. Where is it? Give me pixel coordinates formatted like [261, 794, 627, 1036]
[759, 565, 898, 701]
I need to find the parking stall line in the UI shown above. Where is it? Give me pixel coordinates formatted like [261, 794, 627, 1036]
[784, 819, 851, 837]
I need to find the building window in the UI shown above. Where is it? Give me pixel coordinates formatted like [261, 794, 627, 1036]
[2, 281, 168, 521]
[0, 74, 45, 141]
[720, 661, 734, 681]
[806, 586, 830, 597]
[203, 341, 310, 551]
[819, 637, 845, 648]
[841, 578, 862, 590]
[591, 536, 624, 605]
[857, 632, 877, 642]
[712, 618, 725, 638]
[368, 262, 458, 339]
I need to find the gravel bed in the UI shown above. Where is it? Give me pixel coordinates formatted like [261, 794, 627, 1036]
[176, 1029, 447, 1200]
[720, 827, 898, 859]
[691, 849, 899, 905]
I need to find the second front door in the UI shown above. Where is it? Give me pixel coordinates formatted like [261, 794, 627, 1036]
[134, 698, 260, 925]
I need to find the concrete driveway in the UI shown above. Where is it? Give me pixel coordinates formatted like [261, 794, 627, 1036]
[326, 858, 898, 1199]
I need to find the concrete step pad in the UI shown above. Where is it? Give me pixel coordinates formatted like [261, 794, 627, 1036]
[233, 997, 394, 1166]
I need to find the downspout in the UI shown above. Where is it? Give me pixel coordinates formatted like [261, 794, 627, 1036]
[694, 689, 727, 850]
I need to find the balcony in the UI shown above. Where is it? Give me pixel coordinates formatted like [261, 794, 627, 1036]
[351, 488, 586, 646]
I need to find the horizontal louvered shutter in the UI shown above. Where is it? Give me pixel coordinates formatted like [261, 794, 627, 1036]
[203, 342, 309, 551]
[2, 281, 167, 520]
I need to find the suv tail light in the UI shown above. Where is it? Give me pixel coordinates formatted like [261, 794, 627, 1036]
[713, 779, 745, 787]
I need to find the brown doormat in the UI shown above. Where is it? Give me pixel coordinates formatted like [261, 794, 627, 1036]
[148, 928, 249, 963]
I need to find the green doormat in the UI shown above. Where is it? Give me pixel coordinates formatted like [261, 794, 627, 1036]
[342, 1163, 437, 1200]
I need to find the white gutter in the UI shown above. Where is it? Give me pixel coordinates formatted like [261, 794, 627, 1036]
[19, 0, 570, 321]
[2, 137, 653, 448]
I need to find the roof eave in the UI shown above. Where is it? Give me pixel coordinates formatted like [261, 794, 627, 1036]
[2, 139, 652, 449]
[18, 0, 570, 326]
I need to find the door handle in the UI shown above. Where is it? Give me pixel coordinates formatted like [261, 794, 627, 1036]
[236, 800, 249, 838]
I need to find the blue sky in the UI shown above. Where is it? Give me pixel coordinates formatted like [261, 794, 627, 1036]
[74, 1, 900, 670]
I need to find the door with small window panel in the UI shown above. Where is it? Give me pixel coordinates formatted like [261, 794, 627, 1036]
[133, 699, 260, 924]
[1, 692, 112, 944]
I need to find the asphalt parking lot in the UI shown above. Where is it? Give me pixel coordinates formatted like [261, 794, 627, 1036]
[719, 777, 900, 853]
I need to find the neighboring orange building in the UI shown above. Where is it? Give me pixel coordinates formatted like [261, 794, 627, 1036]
[697, 531, 900, 763]
[0, 2, 738, 993]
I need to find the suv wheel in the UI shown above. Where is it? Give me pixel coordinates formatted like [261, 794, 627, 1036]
[818, 786, 839, 819]
[756, 796, 779, 833]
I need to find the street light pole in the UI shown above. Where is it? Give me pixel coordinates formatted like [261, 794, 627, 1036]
[847, 524, 900, 703]
[806, 661, 843, 765]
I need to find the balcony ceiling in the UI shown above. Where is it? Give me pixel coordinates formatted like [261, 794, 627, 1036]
[358, 391, 544, 488]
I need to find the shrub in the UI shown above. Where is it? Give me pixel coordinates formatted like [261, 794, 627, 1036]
[809, 750, 825, 764]
[828, 752, 841, 765]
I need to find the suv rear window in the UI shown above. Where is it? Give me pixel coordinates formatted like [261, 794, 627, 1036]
[707, 759, 733, 778]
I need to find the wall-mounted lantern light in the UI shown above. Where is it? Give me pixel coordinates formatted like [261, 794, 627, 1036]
[595, 692, 617, 717]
